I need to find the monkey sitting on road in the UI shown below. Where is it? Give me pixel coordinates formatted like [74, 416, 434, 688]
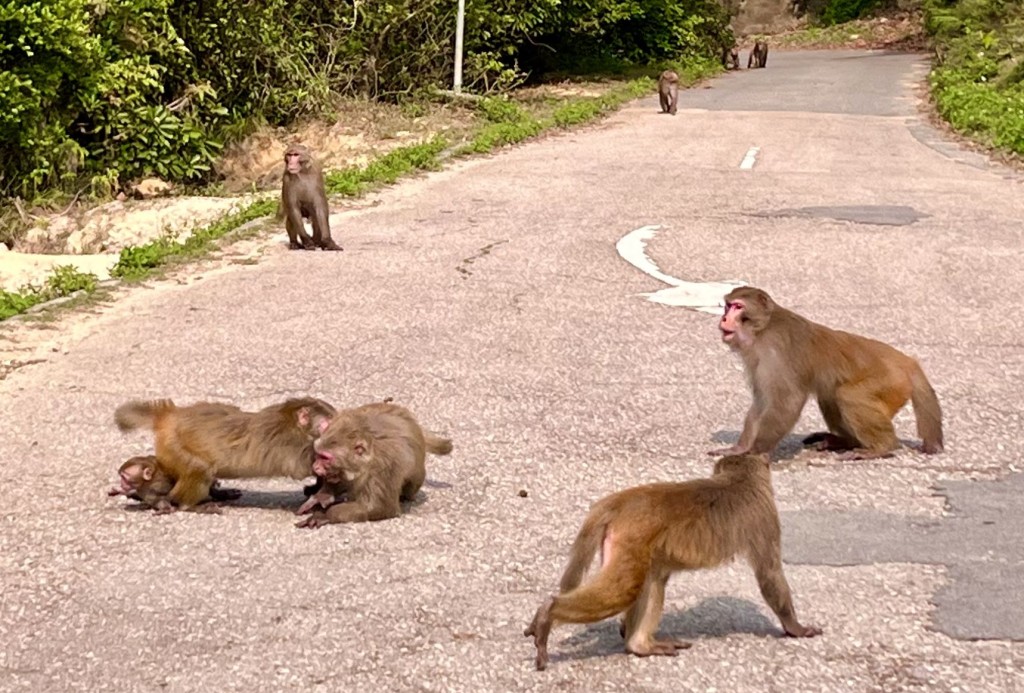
[712, 286, 943, 459]
[279, 144, 343, 251]
[524, 453, 821, 671]
[722, 45, 741, 70]
[748, 41, 769, 69]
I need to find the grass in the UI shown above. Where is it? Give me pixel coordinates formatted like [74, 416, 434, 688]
[925, 0, 1024, 157]
[2, 56, 721, 322]
[0, 265, 99, 321]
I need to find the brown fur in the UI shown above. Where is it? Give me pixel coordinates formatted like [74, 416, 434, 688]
[658, 70, 679, 115]
[295, 402, 452, 528]
[524, 454, 821, 671]
[722, 45, 740, 70]
[748, 41, 768, 69]
[114, 397, 337, 509]
[107, 455, 241, 514]
[714, 286, 943, 459]
[279, 144, 342, 251]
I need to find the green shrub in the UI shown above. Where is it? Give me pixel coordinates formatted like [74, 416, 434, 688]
[925, 0, 1024, 156]
[0, 264, 98, 320]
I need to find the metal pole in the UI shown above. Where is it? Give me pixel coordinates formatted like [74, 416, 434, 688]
[454, 0, 465, 94]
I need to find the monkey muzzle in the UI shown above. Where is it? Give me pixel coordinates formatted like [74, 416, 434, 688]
[312, 452, 333, 477]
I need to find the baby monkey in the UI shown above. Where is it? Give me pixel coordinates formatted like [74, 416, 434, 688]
[108, 455, 240, 514]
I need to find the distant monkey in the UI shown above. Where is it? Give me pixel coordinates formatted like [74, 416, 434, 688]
[722, 45, 740, 70]
[279, 144, 343, 251]
[524, 454, 821, 671]
[658, 70, 679, 115]
[748, 41, 769, 69]
[713, 286, 943, 459]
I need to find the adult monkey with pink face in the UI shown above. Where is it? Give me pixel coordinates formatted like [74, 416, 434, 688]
[712, 286, 943, 460]
[279, 144, 343, 251]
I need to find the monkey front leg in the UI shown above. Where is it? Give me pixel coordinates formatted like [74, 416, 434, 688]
[750, 549, 822, 638]
[709, 401, 762, 456]
[295, 499, 372, 528]
[285, 210, 316, 250]
[310, 208, 342, 251]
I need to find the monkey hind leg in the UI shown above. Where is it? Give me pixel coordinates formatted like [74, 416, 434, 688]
[623, 568, 692, 657]
[833, 386, 900, 459]
[805, 398, 857, 451]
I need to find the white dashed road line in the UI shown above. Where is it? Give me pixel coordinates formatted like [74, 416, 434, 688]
[739, 146, 760, 170]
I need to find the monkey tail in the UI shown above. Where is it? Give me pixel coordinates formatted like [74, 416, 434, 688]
[910, 365, 943, 454]
[558, 511, 610, 593]
[114, 399, 176, 432]
[425, 434, 453, 456]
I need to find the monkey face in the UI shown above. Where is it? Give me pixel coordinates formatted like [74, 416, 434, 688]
[719, 300, 747, 346]
[284, 147, 309, 174]
[109, 457, 156, 496]
[313, 417, 372, 482]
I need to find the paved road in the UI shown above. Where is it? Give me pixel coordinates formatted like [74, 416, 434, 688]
[2, 50, 1023, 691]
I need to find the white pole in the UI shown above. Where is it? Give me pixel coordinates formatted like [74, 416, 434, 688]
[454, 0, 465, 94]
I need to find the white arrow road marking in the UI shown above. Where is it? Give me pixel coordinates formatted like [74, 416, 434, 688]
[739, 146, 760, 170]
[616, 225, 745, 315]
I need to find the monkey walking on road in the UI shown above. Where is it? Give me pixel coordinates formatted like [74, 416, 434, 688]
[524, 453, 821, 671]
[658, 70, 679, 115]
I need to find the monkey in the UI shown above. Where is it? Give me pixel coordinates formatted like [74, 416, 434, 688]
[114, 397, 337, 510]
[297, 395, 397, 513]
[295, 402, 452, 528]
[107, 456, 242, 514]
[657, 70, 679, 115]
[279, 144, 343, 251]
[524, 453, 821, 671]
[721, 45, 740, 70]
[748, 41, 769, 69]
[712, 286, 943, 460]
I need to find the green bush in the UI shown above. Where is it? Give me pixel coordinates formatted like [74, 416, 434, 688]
[2, 0, 735, 203]
[0, 0, 226, 198]
[925, 0, 1024, 155]
[820, 0, 881, 25]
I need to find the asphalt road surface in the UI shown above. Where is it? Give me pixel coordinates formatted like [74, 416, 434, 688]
[2, 50, 1023, 692]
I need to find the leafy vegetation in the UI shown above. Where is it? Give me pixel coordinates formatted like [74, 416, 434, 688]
[924, 0, 1024, 155]
[1, 0, 731, 206]
[0, 265, 97, 320]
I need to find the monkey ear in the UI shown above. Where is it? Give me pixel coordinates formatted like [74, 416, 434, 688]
[296, 407, 310, 427]
[754, 290, 774, 313]
[317, 417, 331, 434]
[142, 466, 154, 481]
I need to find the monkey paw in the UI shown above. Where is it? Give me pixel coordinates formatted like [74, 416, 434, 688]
[786, 624, 823, 638]
[295, 514, 329, 529]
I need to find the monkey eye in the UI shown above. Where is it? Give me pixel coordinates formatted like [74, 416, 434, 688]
[740, 316, 750, 323]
